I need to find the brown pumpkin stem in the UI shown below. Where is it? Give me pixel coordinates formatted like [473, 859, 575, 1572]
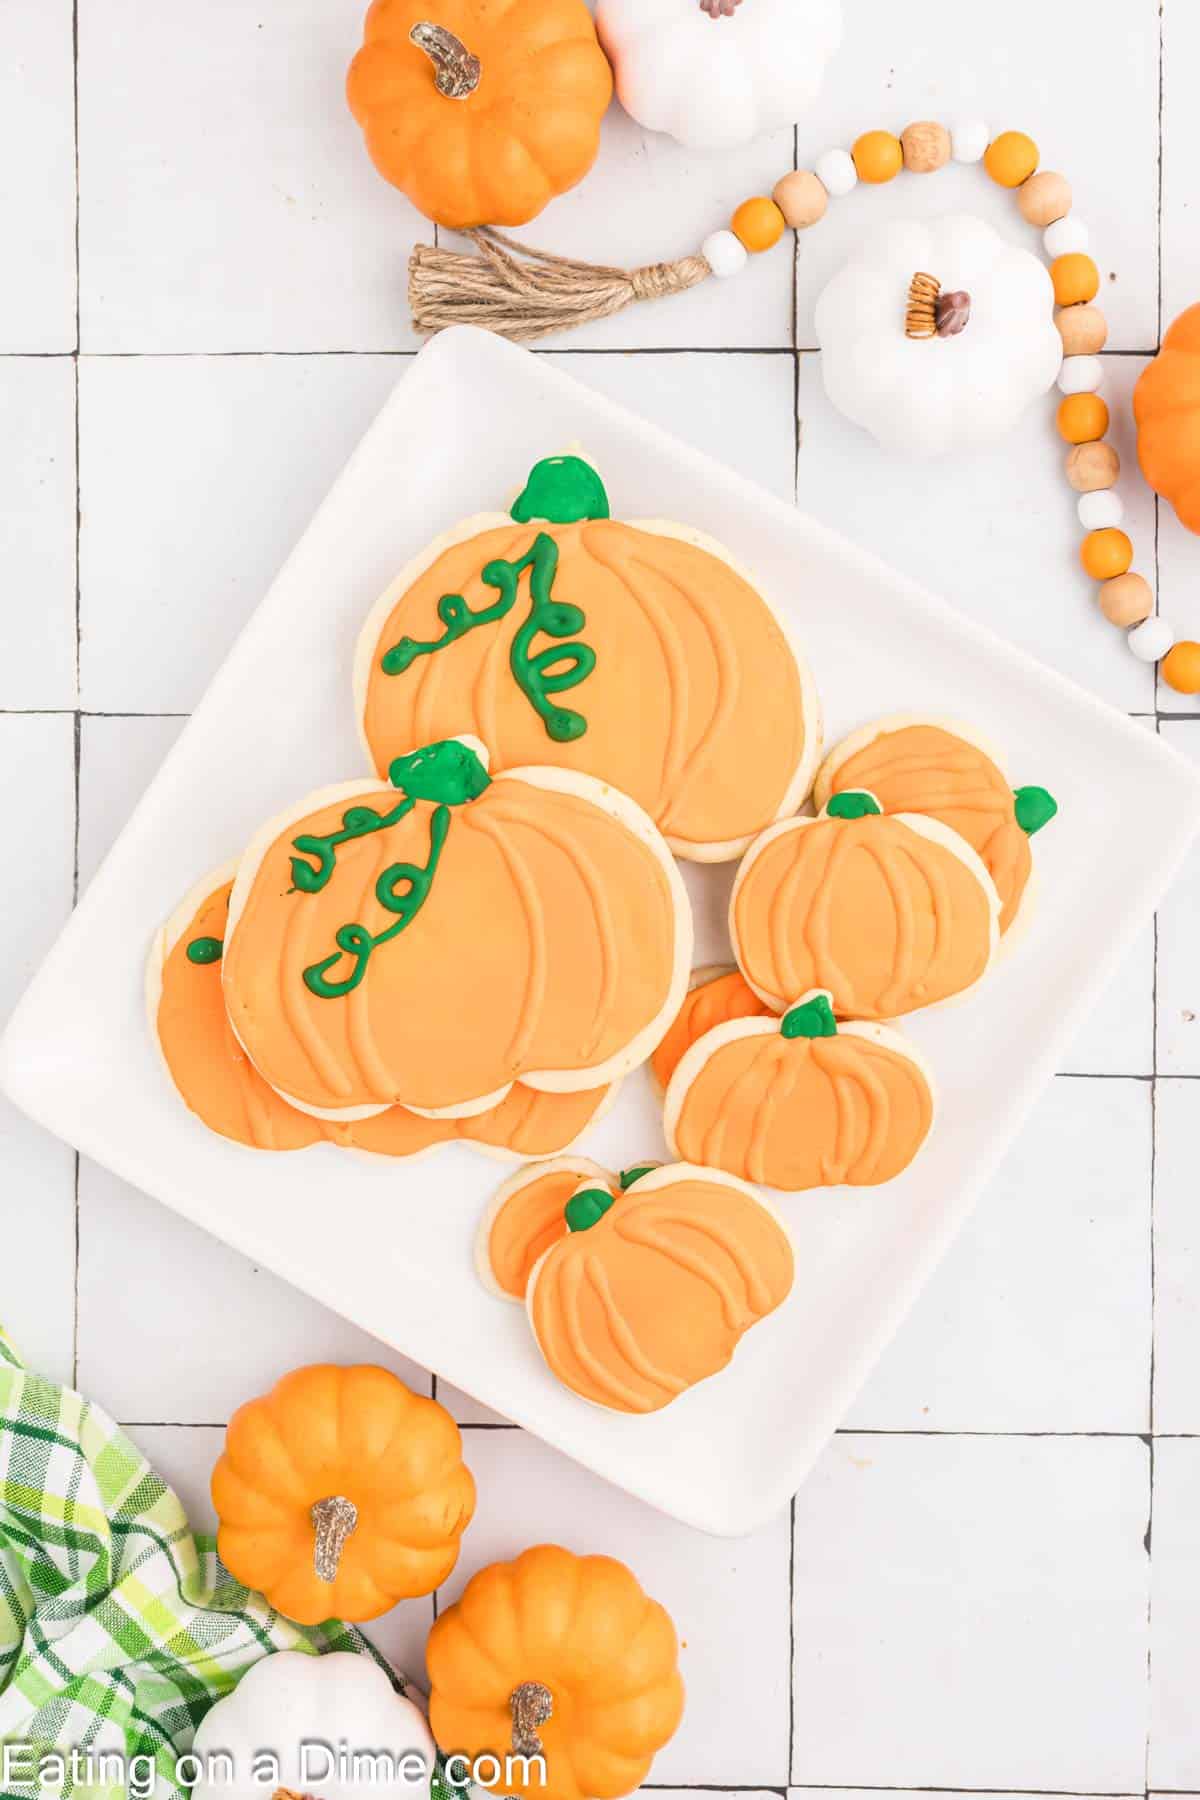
[510, 1680, 554, 1755]
[905, 272, 940, 340]
[699, 0, 744, 14]
[310, 1493, 359, 1583]
[410, 23, 481, 100]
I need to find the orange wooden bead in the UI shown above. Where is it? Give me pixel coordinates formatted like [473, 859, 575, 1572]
[1057, 393, 1110, 444]
[1161, 640, 1200, 695]
[983, 130, 1039, 187]
[1052, 253, 1100, 306]
[731, 196, 786, 253]
[852, 130, 904, 184]
[1080, 528, 1134, 580]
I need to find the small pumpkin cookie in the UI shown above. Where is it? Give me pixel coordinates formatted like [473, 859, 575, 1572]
[524, 1163, 794, 1413]
[665, 990, 935, 1190]
[355, 455, 821, 862]
[477, 1158, 662, 1300]
[731, 790, 1000, 1020]
[814, 715, 1058, 933]
[649, 964, 771, 1092]
[223, 737, 691, 1120]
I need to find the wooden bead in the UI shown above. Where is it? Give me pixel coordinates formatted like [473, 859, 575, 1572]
[731, 196, 786, 253]
[1066, 440, 1120, 491]
[900, 120, 951, 173]
[1161, 640, 1200, 694]
[815, 147, 857, 197]
[852, 130, 903, 183]
[1018, 170, 1071, 227]
[772, 170, 828, 230]
[983, 130, 1039, 187]
[1081, 527, 1133, 580]
[1051, 253, 1100, 306]
[1129, 616, 1176, 662]
[1056, 304, 1108, 355]
[1098, 572, 1153, 628]
[1045, 217, 1089, 257]
[1057, 393, 1110, 444]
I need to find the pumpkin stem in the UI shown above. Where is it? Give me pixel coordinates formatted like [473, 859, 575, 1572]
[409, 23, 481, 100]
[512, 455, 611, 525]
[825, 789, 883, 821]
[1013, 785, 1059, 836]
[565, 1187, 615, 1232]
[387, 737, 491, 806]
[781, 991, 838, 1039]
[510, 1681, 554, 1755]
[619, 1164, 658, 1190]
[186, 935, 222, 965]
[311, 1494, 359, 1583]
[699, 0, 744, 14]
[906, 272, 971, 339]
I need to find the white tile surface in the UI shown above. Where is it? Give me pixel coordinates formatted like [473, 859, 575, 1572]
[78, 0, 421, 353]
[77, 714, 186, 892]
[1157, 723, 1200, 1074]
[0, 2, 75, 351]
[1149, 1440, 1200, 1787]
[437, 1428, 791, 1785]
[0, 358, 76, 707]
[791, 1435, 1150, 1790]
[845, 1077, 1151, 1433]
[1152, 1078, 1200, 1435]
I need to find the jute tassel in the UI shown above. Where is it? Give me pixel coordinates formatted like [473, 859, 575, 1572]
[409, 228, 712, 343]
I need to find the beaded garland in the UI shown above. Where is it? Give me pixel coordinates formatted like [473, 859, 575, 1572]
[700, 122, 1195, 690]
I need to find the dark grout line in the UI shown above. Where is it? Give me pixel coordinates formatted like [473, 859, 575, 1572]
[0, 708, 193, 718]
[779, 1789, 1144, 1797]
[1, 344, 1174, 361]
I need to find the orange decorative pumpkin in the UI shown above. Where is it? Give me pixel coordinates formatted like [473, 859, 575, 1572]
[813, 717, 1058, 934]
[212, 1364, 475, 1626]
[1134, 302, 1200, 534]
[151, 867, 614, 1157]
[731, 790, 1000, 1020]
[222, 738, 690, 1118]
[665, 991, 936, 1190]
[356, 457, 820, 862]
[649, 964, 770, 1091]
[526, 1164, 794, 1413]
[427, 1544, 684, 1800]
[346, 1, 613, 230]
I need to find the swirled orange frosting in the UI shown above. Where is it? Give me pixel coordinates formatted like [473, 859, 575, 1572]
[650, 968, 769, 1090]
[733, 813, 995, 1019]
[361, 520, 810, 855]
[528, 1174, 794, 1413]
[820, 724, 1031, 933]
[670, 1026, 933, 1190]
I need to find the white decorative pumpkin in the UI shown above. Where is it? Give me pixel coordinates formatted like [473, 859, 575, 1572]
[594, 0, 842, 152]
[815, 213, 1063, 457]
[190, 1652, 436, 1800]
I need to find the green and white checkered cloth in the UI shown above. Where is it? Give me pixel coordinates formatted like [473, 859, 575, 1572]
[0, 1327, 390, 1800]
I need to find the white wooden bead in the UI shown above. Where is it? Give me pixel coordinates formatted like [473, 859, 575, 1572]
[1058, 355, 1103, 395]
[1127, 616, 1176, 662]
[815, 148, 857, 197]
[1078, 489, 1124, 530]
[949, 117, 990, 162]
[1044, 216, 1089, 257]
[701, 229, 748, 279]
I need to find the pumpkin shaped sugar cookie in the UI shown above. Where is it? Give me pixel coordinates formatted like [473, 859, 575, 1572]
[649, 963, 771, 1091]
[427, 1544, 684, 1800]
[814, 716, 1058, 933]
[731, 790, 1000, 1020]
[525, 1164, 794, 1413]
[665, 990, 935, 1191]
[477, 1156, 662, 1300]
[355, 456, 821, 862]
[223, 738, 692, 1120]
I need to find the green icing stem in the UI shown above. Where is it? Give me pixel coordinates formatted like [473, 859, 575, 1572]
[565, 1187, 616, 1233]
[381, 532, 595, 745]
[826, 789, 882, 821]
[619, 1165, 657, 1190]
[1013, 785, 1058, 836]
[186, 936, 223, 965]
[511, 455, 610, 525]
[781, 993, 838, 1040]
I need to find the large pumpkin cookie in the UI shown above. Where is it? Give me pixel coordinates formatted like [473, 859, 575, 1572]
[665, 990, 935, 1190]
[731, 789, 1000, 1019]
[356, 455, 821, 861]
[814, 715, 1057, 933]
[223, 737, 691, 1120]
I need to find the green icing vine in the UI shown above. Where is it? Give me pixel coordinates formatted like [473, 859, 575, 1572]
[781, 992, 838, 1039]
[565, 1187, 616, 1233]
[302, 805, 450, 999]
[186, 936, 223, 965]
[1013, 785, 1058, 836]
[380, 531, 596, 745]
[511, 455, 610, 525]
[826, 789, 883, 821]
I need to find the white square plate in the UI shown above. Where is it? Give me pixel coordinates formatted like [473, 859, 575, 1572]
[4, 327, 1198, 1535]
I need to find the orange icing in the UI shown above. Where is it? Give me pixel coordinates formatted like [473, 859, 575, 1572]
[223, 773, 680, 1115]
[650, 968, 770, 1090]
[733, 813, 994, 1020]
[821, 724, 1031, 933]
[528, 1173, 794, 1413]
[484, 1163, 594, 1300]
[159, 879, 611, 1156]
[361, 520, 810, 855]
[670, 1023, 934, 1190]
